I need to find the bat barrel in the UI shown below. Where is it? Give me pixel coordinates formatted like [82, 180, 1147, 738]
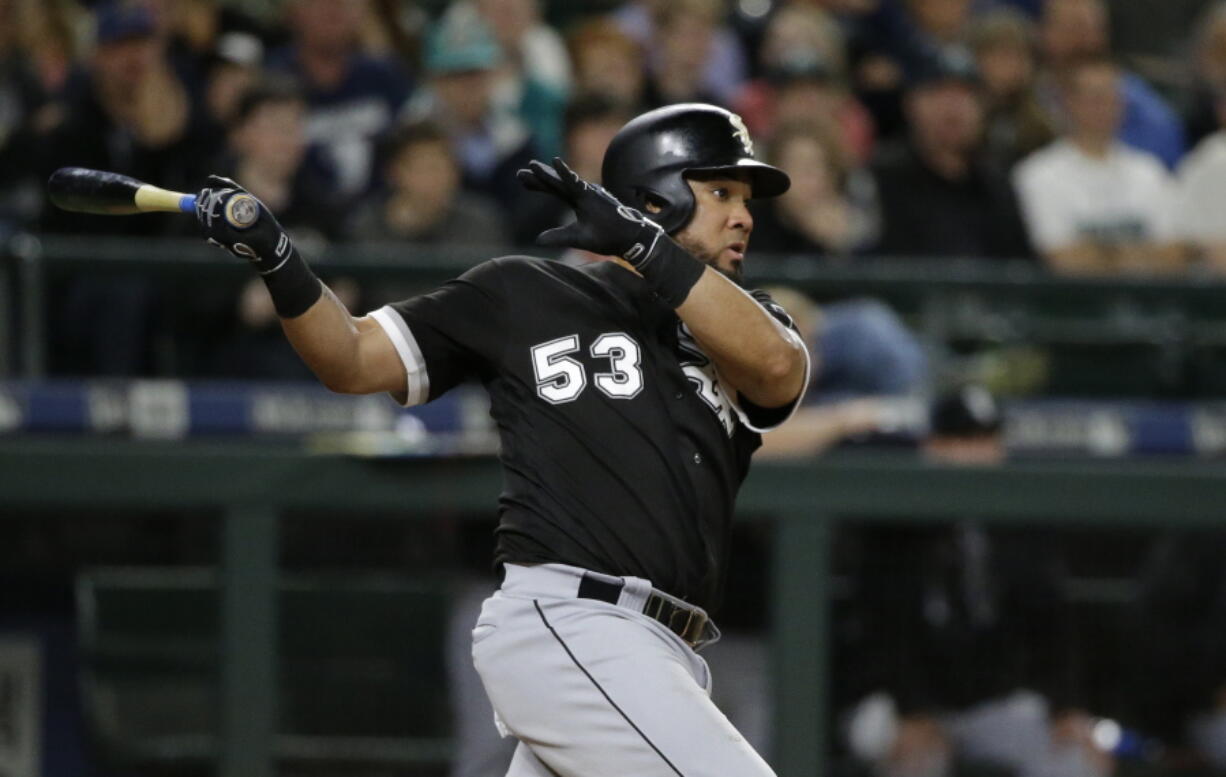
[48, 167, 196, 217]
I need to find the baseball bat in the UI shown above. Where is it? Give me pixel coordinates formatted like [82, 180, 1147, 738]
[47, 167, 258, 228]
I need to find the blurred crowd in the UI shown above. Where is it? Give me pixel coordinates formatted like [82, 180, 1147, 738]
[4, 0, 1226, 375]
[7, 0, 1226, 262]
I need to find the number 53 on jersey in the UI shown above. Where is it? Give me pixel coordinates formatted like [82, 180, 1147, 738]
[531, 333, 643, 403]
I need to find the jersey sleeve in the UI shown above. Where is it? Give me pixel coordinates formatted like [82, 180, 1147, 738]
[368, 258, 507, 406]
[732, 289, 811, 433]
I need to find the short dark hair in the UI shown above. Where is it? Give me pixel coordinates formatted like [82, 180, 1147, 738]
[565, 92, 633, 135]
[231, 77, 304, 130]
[379, 119, 455, 168]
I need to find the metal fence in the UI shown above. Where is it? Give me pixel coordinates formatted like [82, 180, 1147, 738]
[7, 235, 1226, 388]
[4, 438, 1224, 776]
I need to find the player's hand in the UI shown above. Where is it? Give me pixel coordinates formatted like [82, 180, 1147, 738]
[195, 175, 294, 275]
[517, 157, 665, 267]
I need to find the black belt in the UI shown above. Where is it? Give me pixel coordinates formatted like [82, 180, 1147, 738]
[577, 572, 718, 650]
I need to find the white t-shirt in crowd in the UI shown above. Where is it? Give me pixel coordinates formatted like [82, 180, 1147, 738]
[1175, 131, 1226, 242]
[1012, 139, 1177, 253]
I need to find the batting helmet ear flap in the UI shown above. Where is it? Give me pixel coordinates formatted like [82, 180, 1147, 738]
[629, 180, 697, 234]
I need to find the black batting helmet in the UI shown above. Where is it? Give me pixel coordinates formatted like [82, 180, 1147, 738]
[601, 103, 791, 234]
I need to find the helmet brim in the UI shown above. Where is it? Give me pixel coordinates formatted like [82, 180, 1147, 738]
[686, 159, 791, 199]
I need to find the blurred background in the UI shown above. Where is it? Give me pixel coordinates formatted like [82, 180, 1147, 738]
[5, 0, 1226, 776]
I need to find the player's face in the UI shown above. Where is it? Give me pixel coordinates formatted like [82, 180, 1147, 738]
[674, 176, 754, 283]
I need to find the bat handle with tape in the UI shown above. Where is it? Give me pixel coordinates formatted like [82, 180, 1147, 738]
[137, 187, 258, 229]
[133, 185, 258, 229]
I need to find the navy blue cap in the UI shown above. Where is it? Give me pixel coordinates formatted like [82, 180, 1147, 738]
[94, 1, 155, 45]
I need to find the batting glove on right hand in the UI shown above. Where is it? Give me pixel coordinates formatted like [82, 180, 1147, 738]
[195, 175, 293, 275]
[517, 157, 665, 266]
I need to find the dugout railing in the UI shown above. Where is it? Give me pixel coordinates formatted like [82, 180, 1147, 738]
[8, 235, 1226, 394]
[3, 438, 1226, 777]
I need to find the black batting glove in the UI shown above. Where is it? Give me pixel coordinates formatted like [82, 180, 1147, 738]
[517, 158, 665, 266]
[195, 175, 293, 275]
[194, 174, 322, 318]
[517, 158, 706, 308]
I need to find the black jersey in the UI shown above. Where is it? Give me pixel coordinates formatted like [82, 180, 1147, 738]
[371, 256, 808, 611]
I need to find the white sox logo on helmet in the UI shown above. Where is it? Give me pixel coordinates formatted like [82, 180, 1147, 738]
[728, 113, 753, 156]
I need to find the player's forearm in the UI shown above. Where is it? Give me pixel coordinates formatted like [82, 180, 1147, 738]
[279, 285, 370, 393]
[677, 268, 807, 407]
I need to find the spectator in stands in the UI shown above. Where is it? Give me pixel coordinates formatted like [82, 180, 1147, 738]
[1182, 3, 1226, 152]
[268, 0, 410, 197]
[614, 0, 748, 106]
[1037, 0, 1185, 168]
[566, 18, 646, 114]
[403, 7, 537, 243]
[0, 0, 79, 231]
[43, 1, 212, 375]
[8, 0, 81, 103]
[201, 31, 263, 128]
[203, 275, 318, 379]
[904, 0, 975, 50]
[564, 94, 632, 185]
[217, 78, 344, 244]
[837, 386, 1111, 777]
[472, 0, 570, 159]
[1126, 532, 1226, 771]
[969, 8, 1057, 168]
[43, 0, 206, 222]
[1175, 81, 1226, 272]
[145, 0, 267, 85]
[206, 272, 362, 379]
[733, 3, 875, 162]
[180, 78, 349, 380]
[1013, 57, 1185, 275]
[871, 51, 1033, 261]
[751, 122, 879, 257]
[536, 94, 636, 265]
[1093, 0, 1205, 95]
[349, 119, 507, 246]
[756, 286, 927, 458]
[641, 0, 724, 108]
[847, 0, 978, 141]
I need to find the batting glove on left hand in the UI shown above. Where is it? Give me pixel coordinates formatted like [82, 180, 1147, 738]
[517, 158, 665, 266]
[195, 175, 294, 275]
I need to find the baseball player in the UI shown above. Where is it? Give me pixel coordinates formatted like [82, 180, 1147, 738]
[195, 103, 809, 777]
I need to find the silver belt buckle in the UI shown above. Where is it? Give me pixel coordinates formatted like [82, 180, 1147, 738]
[646, 592, 715, 650]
